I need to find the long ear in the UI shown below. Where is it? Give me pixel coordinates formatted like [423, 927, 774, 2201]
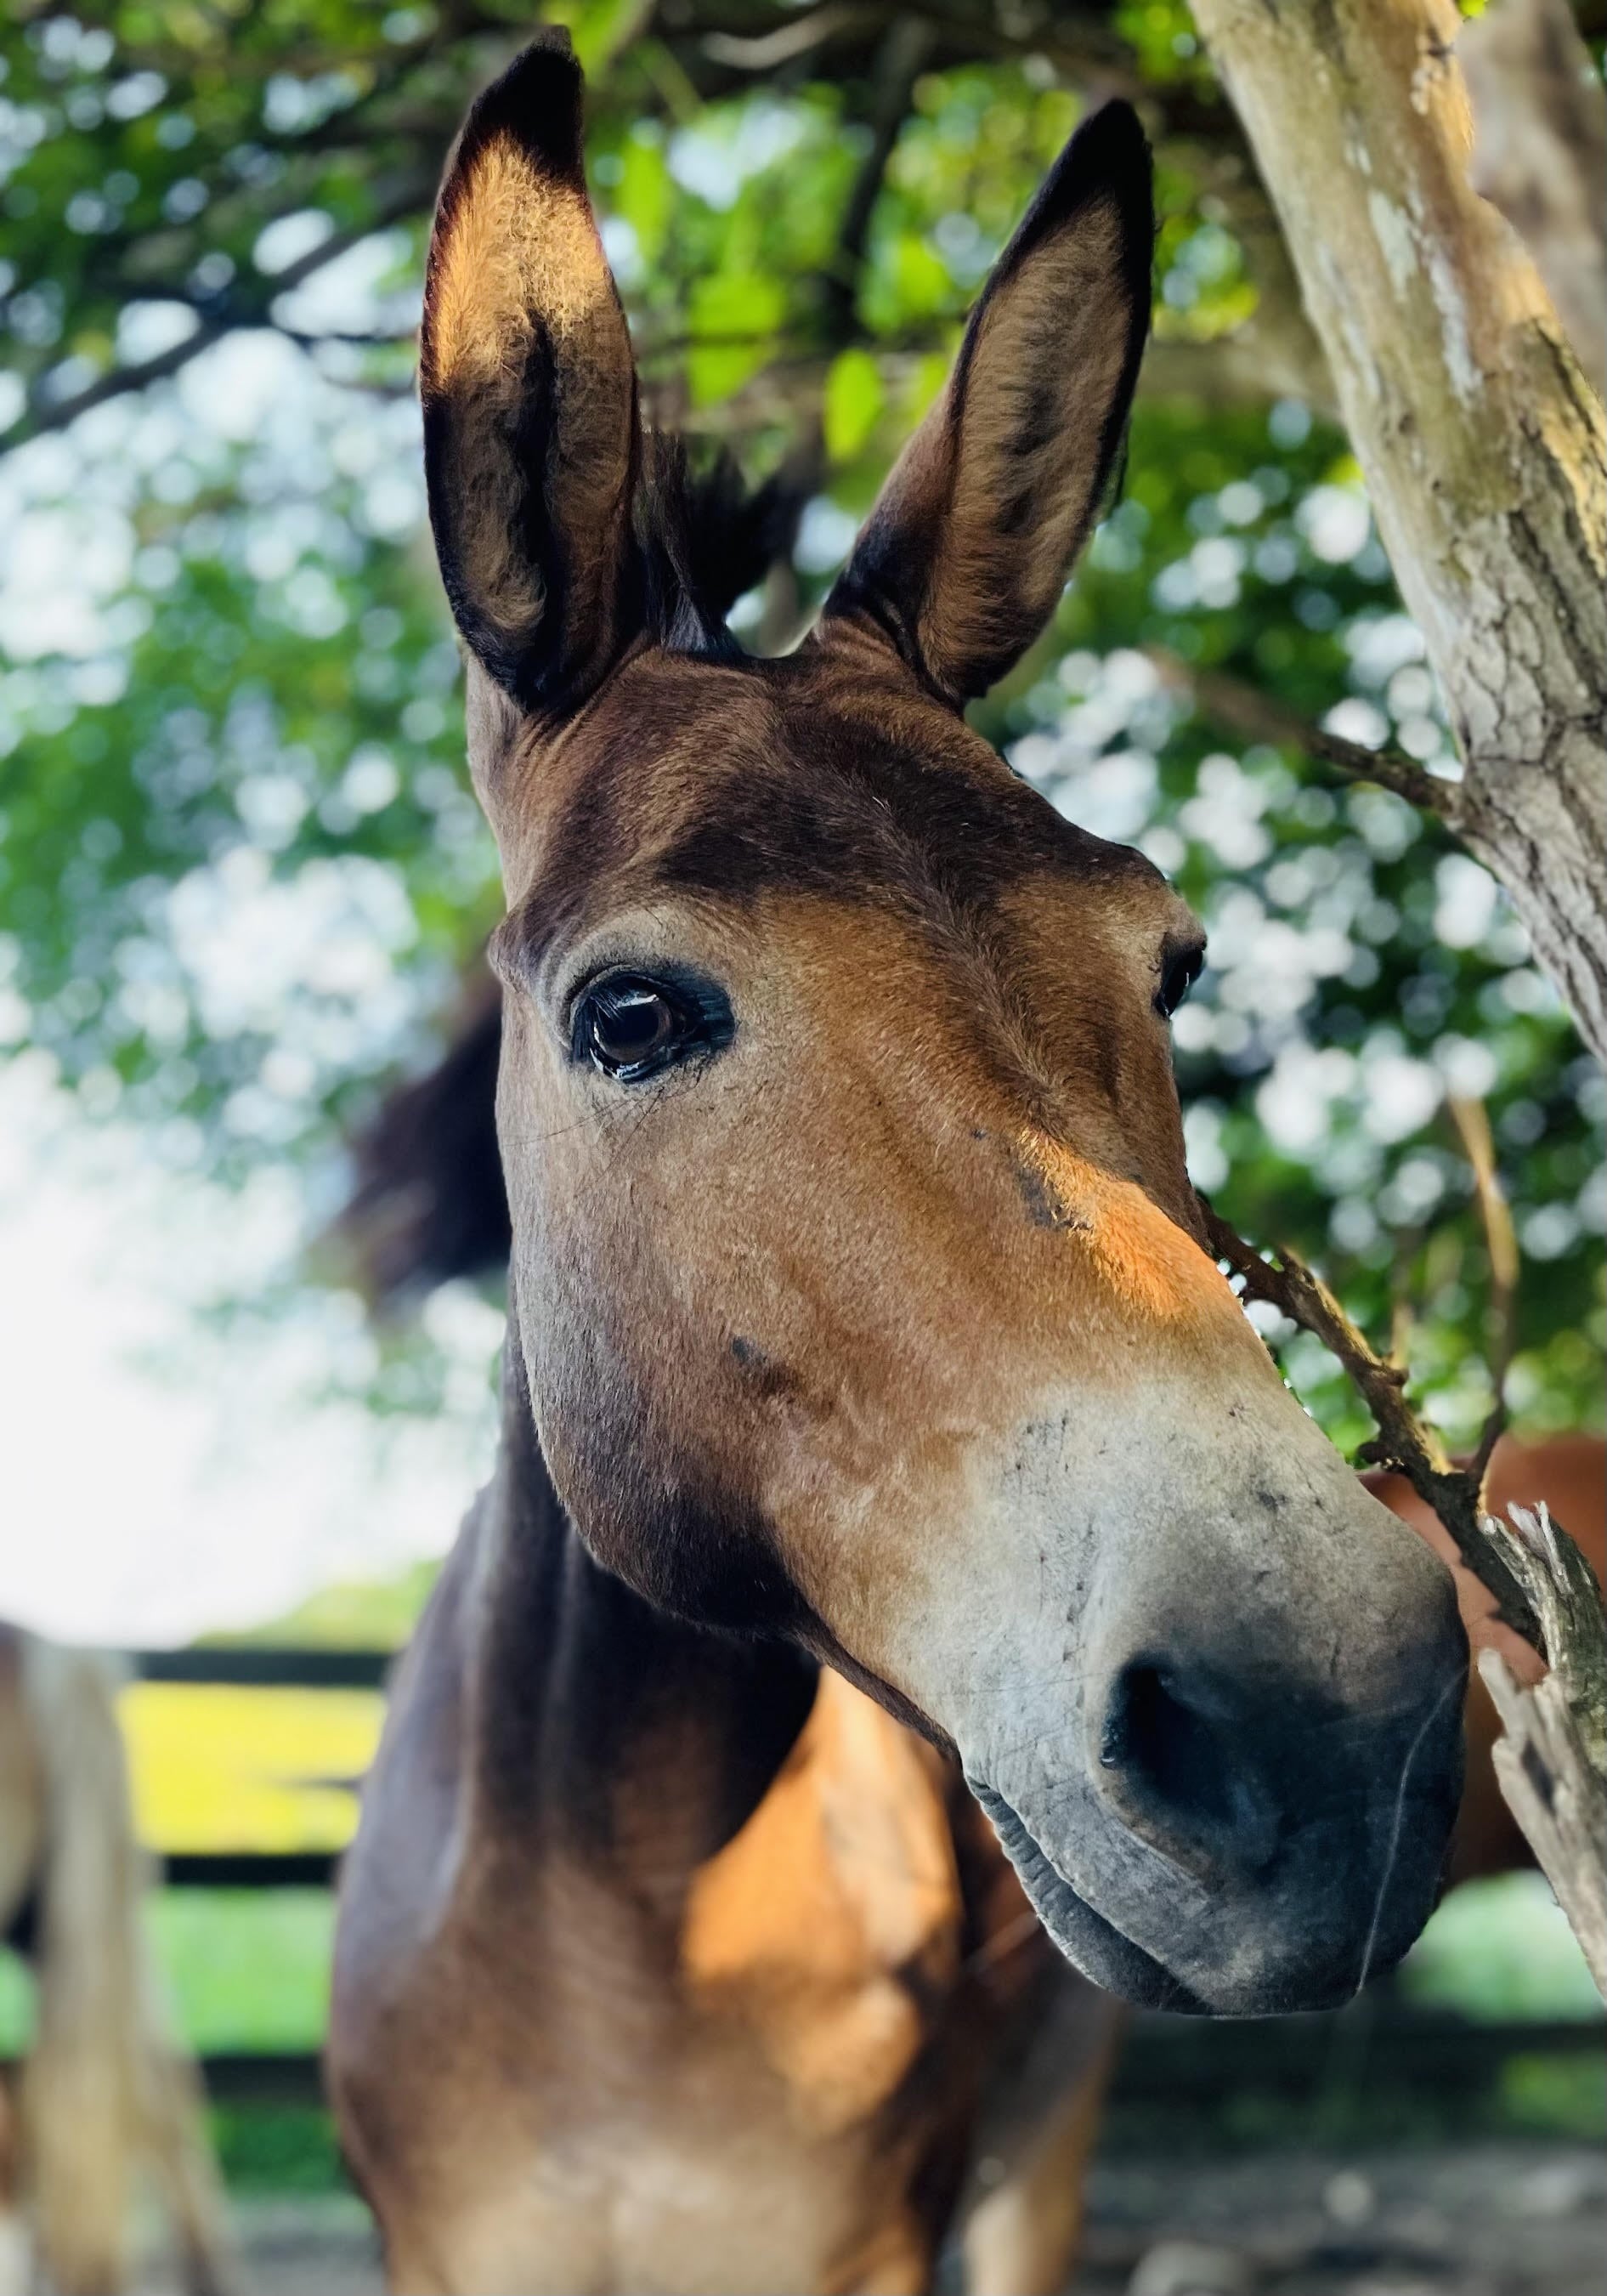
[420, 32, 638, 713]
[824, 102, 1153, 705]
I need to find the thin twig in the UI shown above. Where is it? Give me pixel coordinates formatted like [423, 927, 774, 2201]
[0, 179, 432, 456]
[1148, 647, 1457, 816]
[1446, 1093, 1519, 1487]
[702, 3, 869, 69]
[821, 15, 936, 342]
[1197, 1199, 1540, 1642]
[270, 325, 417, 350]
[0, 316, 232, 449]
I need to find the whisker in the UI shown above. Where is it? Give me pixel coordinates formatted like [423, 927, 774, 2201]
[1352, 1663, 1463, 2000]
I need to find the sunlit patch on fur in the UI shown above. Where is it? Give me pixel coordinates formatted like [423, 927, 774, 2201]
[1014, 1131, 1224, 1331]
[424, 136, 610, 399]
[420, 122, 634, 700]
[681, 1671, 961, 2138]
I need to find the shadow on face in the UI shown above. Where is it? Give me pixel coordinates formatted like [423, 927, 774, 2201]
[416, 34, 1468, 2015]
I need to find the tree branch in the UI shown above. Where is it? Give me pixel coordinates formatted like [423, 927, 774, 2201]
[1189, 0, 1607, 1063]
[1446, 1092, 1519, 1488]
[820, 14, 936, 342]
[1459, 0, 1607, 401]
[1144, 320, 1333, 413]
[1146, 647, 1457, 814]
[702, 3, 873, 70]
[1197, 1200, 1542, 1642]
[1, 318, 232, 451]
[0, 0, 1332, 469]
[1202, 1191, 1607, 1985]
[0, 180, 433, 456]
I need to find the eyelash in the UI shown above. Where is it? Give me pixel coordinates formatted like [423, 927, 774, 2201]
[569, 967, 735, 1081]
[1155, 947, 1203, 1018]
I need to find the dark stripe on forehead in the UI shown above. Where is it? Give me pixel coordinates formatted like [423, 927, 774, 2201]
[654, 707, 1140, 912]
[510, 649, 1159, 970]
[503, 654, 768, 968]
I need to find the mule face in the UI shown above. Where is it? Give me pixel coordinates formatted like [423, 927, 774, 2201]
[421, 35, 1466, 2014]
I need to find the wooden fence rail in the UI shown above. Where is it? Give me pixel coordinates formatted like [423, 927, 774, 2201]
[158, 2010, 1607, 2109]
[3, 1647, 1601, 2117]
[123, 1646, 394, 1691]
[118, 1643, 388, 1889]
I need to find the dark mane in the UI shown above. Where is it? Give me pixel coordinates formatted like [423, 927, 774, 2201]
[635, 435, 815, 658]
[342, 969, 508, 1304]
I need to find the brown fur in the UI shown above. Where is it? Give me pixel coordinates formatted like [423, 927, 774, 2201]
[331, 1372, 1066, 2295]
[680, 1670, 964, 2139]
[333, 38, 1470, 2292]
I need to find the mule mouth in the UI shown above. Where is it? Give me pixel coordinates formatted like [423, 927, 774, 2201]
[971, 1762, 1456, 2019]
[967, 1775, 1209, 2015]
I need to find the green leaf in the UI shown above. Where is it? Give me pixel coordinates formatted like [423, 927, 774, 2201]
[557, 0, 658, 77]
[615, 139, 672, 267]
[890, 233, 953, 320]
[823, 349, 884, 462]
[686, 272, 784, 406]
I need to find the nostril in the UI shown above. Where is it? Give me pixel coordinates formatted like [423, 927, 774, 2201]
[1101, 1662, 1242, 1836]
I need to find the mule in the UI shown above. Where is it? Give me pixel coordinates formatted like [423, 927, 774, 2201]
[329, 33, 1466, 2293]
[0, 1624, 233, 2296]
[344, 954, 1606, 2293]
[343, 963, 1606, 2290]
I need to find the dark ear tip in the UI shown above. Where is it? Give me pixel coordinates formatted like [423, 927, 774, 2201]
[1073, 97, 1149, 156]
[1029, 94, 1152, 251]
[1059, 98, 1152, 210]
[458, 29, 586, 179]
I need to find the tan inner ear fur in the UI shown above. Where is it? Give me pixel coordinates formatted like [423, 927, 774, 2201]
[423, 130, 635, 670]
[425, 133, 613, 395]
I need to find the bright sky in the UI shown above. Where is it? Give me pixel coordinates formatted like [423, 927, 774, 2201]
[0, 1047, 501, 1644]
[0, 275, 512, 1647]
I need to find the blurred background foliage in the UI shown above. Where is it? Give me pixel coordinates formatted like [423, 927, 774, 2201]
[1, 0, 1602, 1462]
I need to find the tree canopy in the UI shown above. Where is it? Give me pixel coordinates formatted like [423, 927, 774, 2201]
[0, 1, 1601, 1450]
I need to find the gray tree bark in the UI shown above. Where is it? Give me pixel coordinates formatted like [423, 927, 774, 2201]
[1479, 1501, 1607, 2002]
[1188, 0, 1607, 1065]
[1460, 0, 1607, 403]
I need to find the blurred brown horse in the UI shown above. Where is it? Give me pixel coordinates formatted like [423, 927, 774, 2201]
[0, 1624, 232, 2296]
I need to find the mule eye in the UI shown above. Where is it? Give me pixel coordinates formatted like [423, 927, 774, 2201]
[571, 971, 732, 1081]
[1155, 945, 1203, 1020]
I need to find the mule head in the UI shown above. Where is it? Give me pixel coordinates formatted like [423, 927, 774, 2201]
[419, 34, 1465, 2015]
